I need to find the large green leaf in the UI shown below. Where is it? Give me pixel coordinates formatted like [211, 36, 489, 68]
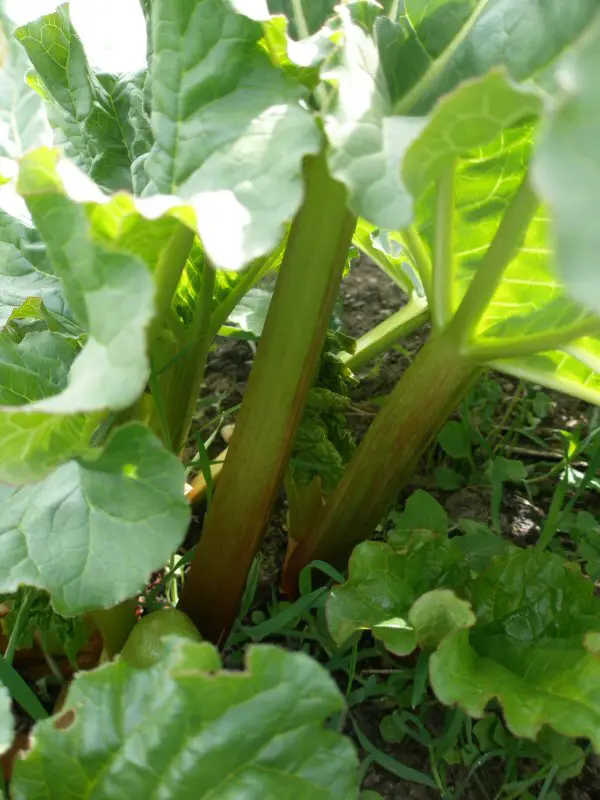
[145, 0, 320, 270]
[390, 0, 599, 114]
[0, 423, 189, 615]
[324, 2, 599, 231]
[15, 6, 149, 192]
[533, 18, 600, 316]
[12, 640, 359, 799]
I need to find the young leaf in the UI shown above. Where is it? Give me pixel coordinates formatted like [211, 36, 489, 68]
[0, 423, 189, 616]
[12, 640, 359, 799]
[145, 0, 321, 270]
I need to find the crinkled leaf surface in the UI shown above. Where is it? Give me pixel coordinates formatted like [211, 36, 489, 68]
[15, 6, 145, 192]
[328, 492, 600, 746]
[12, 640, 359, 799]
[145, 0, 320, 270]
[533, 18, 600, 317]
[431, 549, 600, 748]
[0, 423, 189, 615]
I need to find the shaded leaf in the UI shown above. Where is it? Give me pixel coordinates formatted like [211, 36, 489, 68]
[12, 640, 359, 799]
[0, 423, 189, 616]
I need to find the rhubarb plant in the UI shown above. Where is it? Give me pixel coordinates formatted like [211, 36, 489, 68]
[1, 0, 600, 795]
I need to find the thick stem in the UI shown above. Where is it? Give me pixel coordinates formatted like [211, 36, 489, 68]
[162, 263, 217, 454]
[342, 295, 429, 371]
[283, 332, 479, 589]
[178, 153, 355, 643]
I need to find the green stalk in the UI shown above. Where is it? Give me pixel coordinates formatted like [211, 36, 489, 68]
[284, 175, 541, 588]
[162, 263, 217, 454]
[284, 332, 480, 584]
[342, 295, 429, 371]
[178, 153, 355, 643]
[148, 225, 195, 343]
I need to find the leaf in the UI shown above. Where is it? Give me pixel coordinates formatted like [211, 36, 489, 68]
[267, 0, 337, 37]
[0, 209, 66, 328]
[430, 548, 600, 748]
[532, 18, 600, 317]
[330, 508, 600, 747]
[0, 7, 51, 160]
[16, 6, 139, 192]
[325, 2, 597, 231]
[492, 343, 600, 407]
[0, 423, 189, 616]
[324, 9, 426, 230]
[0, 148, 179, 483]
[228, 287, 272, 337]
[438, 421, 471, 460]
[409, 589, 475, 651]
[12, 640, 359, 799]
[402, 70, 542, 200]
[145, 0, 320, 270]
[326, 515, 469, 654]
[389, 490, 448, 542]
[389, 0, 599, 115]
